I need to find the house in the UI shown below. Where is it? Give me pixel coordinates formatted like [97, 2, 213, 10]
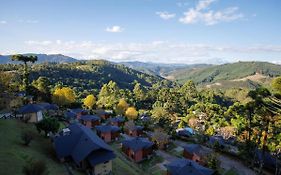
[38, 102, 59, 116]
[95, 109, 112, 120]
[176, 127, 195, 138]
[255, 149, 277, 170]
[18, 104, 44, 123]
[53, 123, 116, 175]
[64, 111, 77, 121]
[207, 135, 226, 149]
[109, 116, 125, 127]
[95, 125, 120, 142]
[165, 158, 214, 175]
[69, 108, 88, 119]
[80, 115, 100, 128]
[183, 144, 211, 166]
[121, 137, 154, 162]
[125, 125, 144, 137]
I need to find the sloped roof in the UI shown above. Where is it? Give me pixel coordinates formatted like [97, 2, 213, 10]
[122, 137, 153, 152]
[96, 125, 120, 133]
[38, 103, 59, 110]
[18, 104, 44, 114]
[255, 148, 276, 169]
[53, 123, 115, 165]
[165, 158, 214, 175]
[109, 116, 125, 123]
[70, 108, 88, 114]
[183, 144, 211, 156]
[64, 111, 76, 119]
[80, 115, 100, 122]
[208, 136, 225, 146]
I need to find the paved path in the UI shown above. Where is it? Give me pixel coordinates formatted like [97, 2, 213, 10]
[174, 140, 257, 175]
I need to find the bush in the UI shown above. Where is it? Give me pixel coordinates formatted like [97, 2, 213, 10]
[22, 160, 47, 175]
[21, 131, 33, 146]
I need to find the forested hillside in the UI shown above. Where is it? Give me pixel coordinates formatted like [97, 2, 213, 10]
[169, 61, 281, 88]
[0, 60, 168, 92]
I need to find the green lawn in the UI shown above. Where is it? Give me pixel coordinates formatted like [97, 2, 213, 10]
[0, 119, 82, 175]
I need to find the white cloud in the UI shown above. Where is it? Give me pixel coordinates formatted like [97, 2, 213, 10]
[0, 20, 7, 24]
[106, 26, 123, 33]
[179, 0, 244, 25]
[22, 40, 281, 64]
[156, 11, 176, 20]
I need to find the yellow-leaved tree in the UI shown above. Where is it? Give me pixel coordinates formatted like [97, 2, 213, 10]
[125, 107, 138, 120]
[116, 98, 129, 115]
[83, 94, 96, 110]
[52, 87, 76, 107]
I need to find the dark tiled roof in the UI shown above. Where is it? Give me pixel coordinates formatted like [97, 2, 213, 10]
[38, 103, 59, 110]
[122, 137, 153, 152]
[129, 125, 144, 131]
[65, 111, 77, 119]
[53, 123, 115, 165]
[70, 108, 88, 114]
[88, 149, 116, 166]
[208, 136, 225, 146]
[255, 149, 276, 169]
[110, 116, 125, 123]
[183, 144, 210, 156]
[96, 125, 120, 133]
[165, 158, 214, 175]
[18, 104, 44, 113]
[80, 115, 100, 121]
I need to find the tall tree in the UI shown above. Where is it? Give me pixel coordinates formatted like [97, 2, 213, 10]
[11, 54, 37, 91]
[52, 87, 76, 107]
[97, 81, 119, 109]
[116, 98, 129, 115]
[125, 107, 138, 120]
[83, 94, 96, 110]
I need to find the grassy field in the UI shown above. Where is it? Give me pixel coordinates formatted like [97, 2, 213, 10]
[0, 119, 83, 175]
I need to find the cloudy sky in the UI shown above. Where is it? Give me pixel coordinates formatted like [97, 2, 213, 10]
[0, 0, 281, 64]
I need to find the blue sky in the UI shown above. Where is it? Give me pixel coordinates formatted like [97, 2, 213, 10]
[0, 0, 281, 64]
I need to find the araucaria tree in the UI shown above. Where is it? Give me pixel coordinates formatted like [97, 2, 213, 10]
[11, 54, 38, 92]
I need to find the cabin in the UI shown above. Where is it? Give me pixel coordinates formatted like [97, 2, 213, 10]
[176, 127, 195, 138]
[165, 158, 214, 175]
[125, 125, 144, 137]
[95, 109, 112, 120]
[109, 116, 125, 127]
[18, 104, 44, 123]
[121, 137, 154, 162]
[37, 102, 59, 116]
[95, 125, 120, 142]
[80, 115, 100, 128]
[69, 108, 88, 119]
[53, 123, 116, 175]
[183, 144, 211, 166]
[207, 135, 226, 149]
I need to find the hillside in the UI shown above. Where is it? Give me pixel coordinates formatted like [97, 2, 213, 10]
[120, 61, 211, 77]
[0, 54, 78, 64]
[28, 60, 166, 91]
[169, 61, 281, 88]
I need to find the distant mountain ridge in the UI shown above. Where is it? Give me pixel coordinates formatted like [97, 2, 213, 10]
[120, 61, 211, 77]
[0, 54, 78, 64]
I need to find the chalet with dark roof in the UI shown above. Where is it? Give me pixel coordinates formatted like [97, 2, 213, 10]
[69, 108, 88, 119]
[95, 125, 120, 142]
[109, 116, 125, 127]
[53, 123, 116, 175]
[183, 144, 211, 166]
[95, 109, 112, 120]
[165, 158, 214, 175]
[18, 104, 44, 123]
[121, 137, 154, 162]
[80, 115, 100, 128]
[125, 125, 144, 137]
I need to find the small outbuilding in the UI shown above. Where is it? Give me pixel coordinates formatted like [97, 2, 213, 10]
[80, 115, 100, 128]
[95, 125, 121, 142]
[18, 104, 44, 123]
[121, 137, 154, 162]
[109, 116, 125, 127]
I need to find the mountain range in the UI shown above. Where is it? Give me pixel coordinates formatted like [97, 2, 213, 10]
[1, 53, 281, 89]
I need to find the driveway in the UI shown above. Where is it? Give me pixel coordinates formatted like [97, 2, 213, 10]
[174, 140, 257, 175]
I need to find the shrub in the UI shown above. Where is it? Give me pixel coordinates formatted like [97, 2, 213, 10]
[21, 131, 33, 146]
[22, 160, 47, 175]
